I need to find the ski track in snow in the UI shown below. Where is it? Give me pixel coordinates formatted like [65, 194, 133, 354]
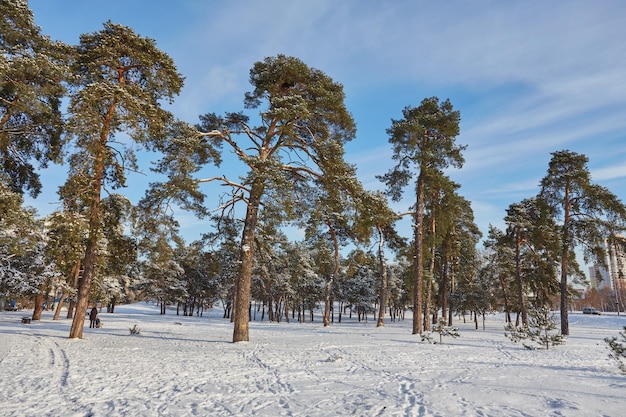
[1, 305, 625, 416]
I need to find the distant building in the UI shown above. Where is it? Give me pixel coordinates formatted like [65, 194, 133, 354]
[590, 235, 626, 294]
[589, 264, 611, 289]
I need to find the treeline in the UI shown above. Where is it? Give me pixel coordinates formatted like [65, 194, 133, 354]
[1, 1, 625, 342]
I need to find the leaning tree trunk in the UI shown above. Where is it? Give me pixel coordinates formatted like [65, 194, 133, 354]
[69, 102, 112, 339]
[53, 292, 66, 320]
[69, 235, 98, 338]
[232, 180, 264, 342]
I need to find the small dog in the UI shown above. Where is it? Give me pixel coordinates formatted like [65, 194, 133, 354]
[96, 318, 103, 328]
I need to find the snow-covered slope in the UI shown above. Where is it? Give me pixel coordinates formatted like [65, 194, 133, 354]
[1, 304, 624, 416]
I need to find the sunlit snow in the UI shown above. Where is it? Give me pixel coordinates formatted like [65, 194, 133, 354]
[1, 304, 624, 416]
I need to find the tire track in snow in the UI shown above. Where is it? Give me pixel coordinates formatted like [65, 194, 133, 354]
[40, 335, 77, 413]
[47, 340, 70, 387]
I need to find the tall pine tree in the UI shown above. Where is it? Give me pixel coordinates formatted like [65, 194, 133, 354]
[62, 22, 183, 338]
[539, 150, 626, 335]
[379, 97, 465, 334]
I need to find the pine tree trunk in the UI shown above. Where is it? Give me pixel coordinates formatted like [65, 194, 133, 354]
[69, 238, 97, 338]
[66, 261, 81, 319]
[448, 258, 455, 326]
[425, 215, 437, 331]
[68, 100, 113, 339]
[441, 256, 448, 326]
[560, 185, 571, 336]
[232, 180, 263, 342]
[498, 274, 511, 324]
[376, 226, 387, 327]
[323, 221, 340, 327]
[32, 293, 44, 320]
[412, 173, 425, 335]
[515, 228, 528, 327]
[53, 292, 66, 320]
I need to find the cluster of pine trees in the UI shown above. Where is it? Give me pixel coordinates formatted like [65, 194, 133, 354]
[2, 1, 625, 343]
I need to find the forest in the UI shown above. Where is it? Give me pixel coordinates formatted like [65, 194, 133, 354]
[2, 0, 626, 343]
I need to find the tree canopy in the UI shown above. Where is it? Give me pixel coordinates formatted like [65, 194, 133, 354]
[0, 0, 69, 196]
[61, 21, 184, 339]
[4, 3, 626, 347]
[539, 150, 626, 335]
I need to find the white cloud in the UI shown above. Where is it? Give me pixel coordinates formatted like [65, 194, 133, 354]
[592, 163, 626, 182]
[26, 0, 626, 246]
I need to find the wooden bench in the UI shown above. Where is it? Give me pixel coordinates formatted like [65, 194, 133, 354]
[21, 317, 31, 324]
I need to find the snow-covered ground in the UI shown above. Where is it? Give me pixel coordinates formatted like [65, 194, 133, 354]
[1, 304, 624, 417]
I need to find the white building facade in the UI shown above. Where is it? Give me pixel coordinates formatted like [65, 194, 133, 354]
[590, 235, 626, 304]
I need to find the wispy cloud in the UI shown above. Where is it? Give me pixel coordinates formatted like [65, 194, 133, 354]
[27, 0, 626, 244]
[592, 163, 626, 182]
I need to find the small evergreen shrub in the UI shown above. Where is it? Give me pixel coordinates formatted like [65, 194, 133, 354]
[605, 326, 626, 372]
[421, 318, 460, 344]
[504, 306, 564, 350]
[129, 324, 141, 335]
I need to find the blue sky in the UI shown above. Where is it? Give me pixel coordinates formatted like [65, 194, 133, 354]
[26, 0, 626, 247]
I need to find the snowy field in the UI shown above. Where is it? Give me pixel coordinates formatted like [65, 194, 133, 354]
[1, 304, 625, 417]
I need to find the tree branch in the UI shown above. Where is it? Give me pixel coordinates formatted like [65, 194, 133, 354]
[197, 175, 251, 194]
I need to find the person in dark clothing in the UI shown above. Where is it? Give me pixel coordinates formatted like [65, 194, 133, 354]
[89, 307, 98, 328]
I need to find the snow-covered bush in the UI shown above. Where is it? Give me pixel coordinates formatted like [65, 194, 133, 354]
[505, 306, 564, 350]
[605, 326, 626, 372]
[421, 318, 460, 344]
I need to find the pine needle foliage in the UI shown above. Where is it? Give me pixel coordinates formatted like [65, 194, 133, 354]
[605, 326, 626, 372]
[421, 318, 460, 344]
[505, 306, 565, 350]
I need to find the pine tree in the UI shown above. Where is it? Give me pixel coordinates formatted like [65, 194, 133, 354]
[354, 190, 405, 327]
[0, 0, 70, 196]
[63, 22, 183, 338]
[150, 55, 356, 342]
[421, 317, 460, 344]
[605, 327, 626, 372]
[505, 306, 564, 350]
[539, 150, 626, 335]
[378, 97, 465, 335]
